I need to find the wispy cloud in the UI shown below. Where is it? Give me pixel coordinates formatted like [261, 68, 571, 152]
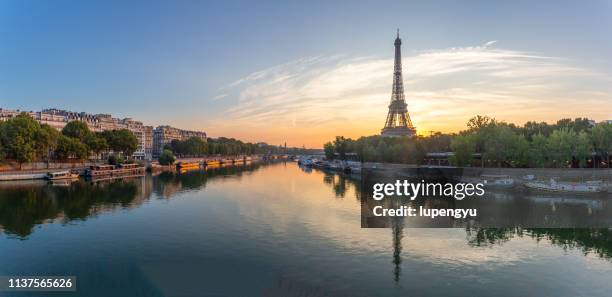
[210, 93, 229, 101]
[209, 41, 612, 146]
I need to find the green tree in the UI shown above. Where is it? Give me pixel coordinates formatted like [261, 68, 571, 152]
[34, 124, 60, 164]
[574, 131, 592, 168]
[101, 129, 138, 157]
[0, 113, 40, 167]
[84, 133, 108, 155]
[450, 134, 476, 167]
[61, 121, 90, 141]
[591, 123, 612, 168]
[183, 137, 207, 156]
[107, 154, 124, 165]
[482, 125, 527, 167]
[323, 142, 335, 160]
[158, 149, 175, 165]
[529, 133, 548, 167]
[55, 135, 88, 160]
[547, 128, 575, 168]
[333, 136, 350, 160]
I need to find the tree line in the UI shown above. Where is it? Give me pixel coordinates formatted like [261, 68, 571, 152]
[159, 136, 319, 164]
[0, 113, 138, 166]
[451, 116, 611, 168]
[323, 116, 612, 168]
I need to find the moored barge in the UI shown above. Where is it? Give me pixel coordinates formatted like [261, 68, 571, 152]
[85, 163, 145, 178]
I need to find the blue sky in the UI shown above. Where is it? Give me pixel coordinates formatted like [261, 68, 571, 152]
[1, 0, 611, 147]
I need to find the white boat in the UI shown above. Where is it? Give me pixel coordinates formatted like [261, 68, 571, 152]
[46, 170, 79, 180]
[467, 175, 514, 187]
[525, 178, 606, 193]
[483, 175, 514, 187]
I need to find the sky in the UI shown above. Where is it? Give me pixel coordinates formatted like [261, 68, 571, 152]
[1, 0, 611, 148]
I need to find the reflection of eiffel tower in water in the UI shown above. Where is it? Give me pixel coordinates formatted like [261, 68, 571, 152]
[391, 213, 404, 283]
[382, 30, 417, 137]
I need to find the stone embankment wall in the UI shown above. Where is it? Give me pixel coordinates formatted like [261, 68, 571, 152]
[0, 161, 98, 173]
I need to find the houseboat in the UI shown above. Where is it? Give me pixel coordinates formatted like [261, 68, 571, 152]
[480, 175, 515, 188]
[46, 170, 79, 181]
[525, 178, 606, 194]
[204, 159, 221, 166]
[176, 162, 201, 170]
[85, 163, 145, 178]
[462, 175, 515, 188]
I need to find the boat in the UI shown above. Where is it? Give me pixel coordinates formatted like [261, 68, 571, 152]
[45, 170, 79, 180]
[461, 175, 515, 187]
[84, 165, 116, 178]
[176, 161, 201, 170]
[85, 163, 145, 178]
[524, 178, 606, 193]
[346, 161, 362, 174]
[327, 160, 352, 173]
[312, 159, 329, 169]
[298, 156, 314, 167]
[480, 175, 515, 188]
[204, 159, 221, 166]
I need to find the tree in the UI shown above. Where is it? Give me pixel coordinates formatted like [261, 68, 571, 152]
[84, 133, 108, 155]
[467, 115, 494, 131]
[547, 128, 575, 168]
[333, 136, 349, 160]
[184, 137, 207, 156]
[529, 133, 548, 167]
[591, 123, 612, 168]
[107, 154, 124, 165]
[158, 149, 175, 165]
[482, 125, 527, 167]
[323, 142, 334, 160]
[55, 135, 88, 160]
[574, 131, 592, 168]
[35, 124, 60, 164]
[61, 121, 90, 141]
[523, 121, 552, 140]
[450, 134, 476, 167]
[0, 113, 40, 167]
[101, 129, 138, 157]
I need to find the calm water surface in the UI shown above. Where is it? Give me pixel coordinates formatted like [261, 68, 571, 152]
[1, 162, 611, 296]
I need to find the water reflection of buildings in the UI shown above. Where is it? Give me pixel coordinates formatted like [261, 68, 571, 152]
[0, 162, 266, 238]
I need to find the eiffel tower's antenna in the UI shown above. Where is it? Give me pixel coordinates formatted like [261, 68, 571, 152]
[381, 29, 416, 137]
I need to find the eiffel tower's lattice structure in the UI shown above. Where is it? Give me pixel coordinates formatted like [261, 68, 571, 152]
[381, 30, 416, 137]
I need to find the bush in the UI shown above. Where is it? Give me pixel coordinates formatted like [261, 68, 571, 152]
[108, 155, 125, 165]
[158, 149, 175, 165]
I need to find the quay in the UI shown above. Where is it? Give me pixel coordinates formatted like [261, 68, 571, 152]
[0, 172, 48, 181]
[0, 155, 291, 181]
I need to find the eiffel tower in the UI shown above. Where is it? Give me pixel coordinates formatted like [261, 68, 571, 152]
[381, 30, 416, 137]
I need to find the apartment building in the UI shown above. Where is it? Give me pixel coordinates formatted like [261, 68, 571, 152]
[1, 108, 155, 160]
[152, 125, 207, 157]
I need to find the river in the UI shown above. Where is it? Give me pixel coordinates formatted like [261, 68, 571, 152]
[0, 161, 611, 296]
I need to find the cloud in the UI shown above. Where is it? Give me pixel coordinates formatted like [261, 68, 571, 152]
[210, 93, 229, 101]
[210, 42, 612, 146]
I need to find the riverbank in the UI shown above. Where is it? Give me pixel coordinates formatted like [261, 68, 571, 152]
[0, 155, 274, 181]
[362, 162, 612, 180]
[358, 162, 612, 193]
[0, 161, 97, 173]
